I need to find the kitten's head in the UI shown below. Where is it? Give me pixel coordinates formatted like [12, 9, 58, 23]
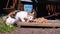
[29, 12, 34, 18]
[27, 12, 34, 21]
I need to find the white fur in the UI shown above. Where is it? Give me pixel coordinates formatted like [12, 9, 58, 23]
[15, 11, 33, 22]
[5, 16, 16, 25]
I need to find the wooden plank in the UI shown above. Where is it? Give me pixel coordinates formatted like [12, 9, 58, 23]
[17, 20, 60, 27]
[3, 8, 15, 13]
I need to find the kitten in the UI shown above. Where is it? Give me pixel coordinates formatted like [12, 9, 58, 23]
[5, 16, 16, 27]
[15, 11, 34, 22]
[5, 10, 18, 26]
[5, 10, 34, 26]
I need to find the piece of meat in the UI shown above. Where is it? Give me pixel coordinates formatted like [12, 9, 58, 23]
[34, 17, 47, 23]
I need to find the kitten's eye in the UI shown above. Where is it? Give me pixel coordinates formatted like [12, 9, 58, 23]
[29, 16, 33, 19]
[29, 17, 31, 18]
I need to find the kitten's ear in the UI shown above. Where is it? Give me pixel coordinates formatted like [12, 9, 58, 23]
[30, 12, 34, 16]
[32, 12, 34, 15]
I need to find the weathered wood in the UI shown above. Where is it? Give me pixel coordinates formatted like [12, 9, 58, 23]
[3, 8, 15, 13]
[17, 20, 60, 27]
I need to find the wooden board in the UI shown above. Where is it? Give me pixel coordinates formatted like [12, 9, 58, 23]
[17, 20, 60, 27]
[3, 8, 15, 13]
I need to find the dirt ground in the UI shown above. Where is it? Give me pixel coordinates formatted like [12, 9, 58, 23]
[0, 26, 60, 34]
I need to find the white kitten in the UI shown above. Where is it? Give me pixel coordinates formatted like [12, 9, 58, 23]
[15, 11, 34, 22]
[5, 16, 16, 25]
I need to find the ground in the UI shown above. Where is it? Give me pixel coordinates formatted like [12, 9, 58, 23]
[0, 26, 60, 34]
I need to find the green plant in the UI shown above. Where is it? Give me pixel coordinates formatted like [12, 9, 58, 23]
[0, 16, 15, 32]
[0, 24, 15, 32]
